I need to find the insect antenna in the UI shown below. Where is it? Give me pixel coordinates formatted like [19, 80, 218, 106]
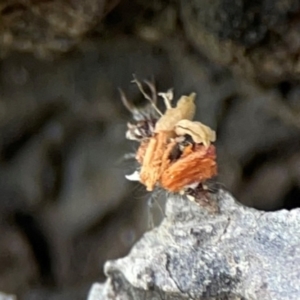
[132, 75, 163, 117]
[143, 78, 158, 105]
[203, 179, 226, 194]
[118, 88, 146, 121]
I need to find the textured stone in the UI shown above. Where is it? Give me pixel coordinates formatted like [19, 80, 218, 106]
[52, 125, 129, 236]
[0, 0, 113, 57]
[0, 227, 38, 295]
[90, 190, 300, 299]
[180, 0, 300, 84]
[0, 292, 16, 300]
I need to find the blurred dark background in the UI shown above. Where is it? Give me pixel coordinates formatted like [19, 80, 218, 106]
[1, 0, 300, 299]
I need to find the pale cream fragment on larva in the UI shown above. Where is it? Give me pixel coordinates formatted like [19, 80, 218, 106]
[125, 170, 140, 181]
[175, 119, 216, 147]
[154, 93, 196, 132]
[158, 89, 174, 109]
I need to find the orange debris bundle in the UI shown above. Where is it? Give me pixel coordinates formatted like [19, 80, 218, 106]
[122, 79, 217, 199]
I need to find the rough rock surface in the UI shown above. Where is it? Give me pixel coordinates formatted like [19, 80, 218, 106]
[0, 292, 16, 300]
[89, 190, 300, 300]
[180, 0, 300, 84]
[0, 0, 117, 57]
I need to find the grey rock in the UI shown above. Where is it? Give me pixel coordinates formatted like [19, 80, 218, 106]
[91, 190, 300, 300]
[87, 283, 105, 300]
[50, 124, 130, 237]
[0, 292, 16, 300]
[219, 87, 300, 163]
[0, 226, 38, 295]
[180, 0, 300, 84]
[237, 161, 292, 210]
[0, 0, 111, 57]
[41, 125, 131, 284]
